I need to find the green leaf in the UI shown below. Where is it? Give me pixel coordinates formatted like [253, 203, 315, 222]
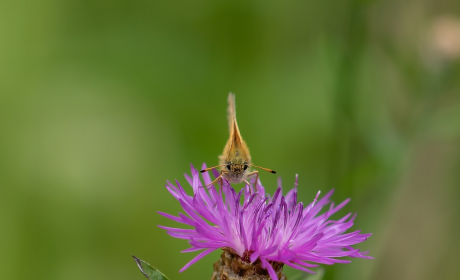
[132, 255, 170, 280]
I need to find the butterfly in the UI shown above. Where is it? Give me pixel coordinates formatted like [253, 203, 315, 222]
[201, 93, 276, 188]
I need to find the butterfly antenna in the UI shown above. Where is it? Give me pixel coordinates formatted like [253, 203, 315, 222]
[200, 165, 226, 173]
[249, 164, 276, 174]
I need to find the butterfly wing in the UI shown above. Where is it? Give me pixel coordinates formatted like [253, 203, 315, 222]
[220, 93, 251, 164]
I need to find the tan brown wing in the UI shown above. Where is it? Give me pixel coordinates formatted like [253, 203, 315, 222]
[227, 92, 236, 135]
[220, 93, 251, 163]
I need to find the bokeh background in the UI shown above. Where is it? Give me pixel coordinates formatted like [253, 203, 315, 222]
[1, 1, 460, 280]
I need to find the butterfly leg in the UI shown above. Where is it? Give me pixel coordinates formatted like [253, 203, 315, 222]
[246, 170, 259, 193]
[201, 171, 224, 188]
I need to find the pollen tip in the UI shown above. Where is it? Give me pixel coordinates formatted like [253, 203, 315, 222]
[200, 170, 205, 173]
[271, 170, 277, 174]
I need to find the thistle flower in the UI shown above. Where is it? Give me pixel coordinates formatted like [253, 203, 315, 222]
[158, 164, 372, 280]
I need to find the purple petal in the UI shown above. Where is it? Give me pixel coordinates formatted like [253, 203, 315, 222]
[261, 258, 278, 280]
[285, 261, 316, 274]
[179, 248, 216, 272]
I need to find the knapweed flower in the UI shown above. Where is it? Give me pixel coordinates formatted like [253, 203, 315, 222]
[158, 164, 372, 280]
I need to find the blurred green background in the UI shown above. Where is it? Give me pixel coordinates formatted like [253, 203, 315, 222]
[1, 1, 460, 280]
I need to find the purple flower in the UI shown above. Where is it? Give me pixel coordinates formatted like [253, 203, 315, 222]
[158, 164, 372, 280]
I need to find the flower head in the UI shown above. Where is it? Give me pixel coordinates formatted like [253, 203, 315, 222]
[158, 164, 372, 280]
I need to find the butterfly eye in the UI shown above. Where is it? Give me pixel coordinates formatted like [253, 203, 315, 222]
[244, 165, 248, 170]
[226, 165, 231, 170]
